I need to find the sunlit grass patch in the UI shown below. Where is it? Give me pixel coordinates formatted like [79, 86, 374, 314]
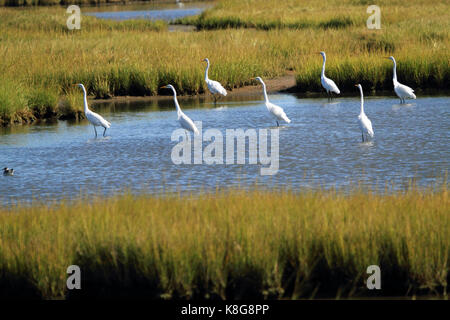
[0, 183, 448, 299]
[0, 1, 448, 126]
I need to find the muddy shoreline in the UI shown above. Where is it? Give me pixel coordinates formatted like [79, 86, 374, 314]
[90, 72, 449, 105]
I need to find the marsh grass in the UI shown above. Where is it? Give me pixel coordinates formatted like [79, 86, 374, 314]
[0, 184, 448, 300]
[0, 1, 449, 126]
[0, 0, 158, 6]
[179, 11, 359, 31]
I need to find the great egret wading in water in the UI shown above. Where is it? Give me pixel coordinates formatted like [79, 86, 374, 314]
[75, 84, 111, 137]
[252, 77, 291, 127]
[319, 51, 340, 99]
[386, 56, 416, 103]
[161, 84, 199, 136]
[355, 84, 374, 142]
[203, 58, 227, 104]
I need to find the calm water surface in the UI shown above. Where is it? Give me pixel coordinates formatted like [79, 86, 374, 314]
[0, 94, 449, 204]
[83, 1, 213, 21]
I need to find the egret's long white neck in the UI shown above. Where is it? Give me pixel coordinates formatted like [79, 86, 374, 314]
[81, 85, 89, 113]
[170, 87, 182, 116]
[259, 80, 269, 103]
[391, 58, 398, 83]
[358, 86, 364, 114]
[321, 54, 326, 78]
[204, 60, 210, 81]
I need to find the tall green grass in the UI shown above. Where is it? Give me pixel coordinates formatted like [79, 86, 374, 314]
[0, 185, 448, 299]
[0, 7, 167, 125]
[179, 13, 358, 31]
[0, 1, 449, 126]
[178, 0, 449, 32]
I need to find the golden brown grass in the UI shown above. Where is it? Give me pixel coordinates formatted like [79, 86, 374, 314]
[0, 184, 448, 299]
[0, 1, 448, 125]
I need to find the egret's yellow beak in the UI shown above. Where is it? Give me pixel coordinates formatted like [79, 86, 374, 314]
[250, 77, 256, 80]
[160, 85, 168, 89]
[354, 84, 359, 87]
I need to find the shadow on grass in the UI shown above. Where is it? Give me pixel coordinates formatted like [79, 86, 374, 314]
[0, 272, 42, 300]
[66, 246, 162, 300]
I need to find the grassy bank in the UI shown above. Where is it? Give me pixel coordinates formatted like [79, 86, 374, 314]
[0, 0, 187, 6]
[0, 1, 448, 126]
[0, 185, 448, 299]
[178, 0, 449, 92]
[0, 7, 167, 125]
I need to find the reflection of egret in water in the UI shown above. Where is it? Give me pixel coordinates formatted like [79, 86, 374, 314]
[320, 101, 341, 108]
[392, 102, 415, 110]
[213, 106, 228, 111]
[269, 125, 289, 130]
[87, 136, 112, 144]
[359, 140, 375, 147]
[176, 0, 185, 8]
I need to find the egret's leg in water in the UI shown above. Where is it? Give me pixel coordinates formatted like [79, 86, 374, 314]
[276, 120, 279, 127]
[94, 126, 97, 137]
[362, 133, 364, 142]
[103, 127, 107, 137]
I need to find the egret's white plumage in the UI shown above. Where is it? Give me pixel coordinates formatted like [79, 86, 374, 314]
[319, 51, 340, 97]
[355, 84, 374, 142]
[203, 58, 227, 103]
[76, 84, 111, 137]
[253, 77, 291, 126]
[162, 84, 199, 135]
[386, 56, 416, 103]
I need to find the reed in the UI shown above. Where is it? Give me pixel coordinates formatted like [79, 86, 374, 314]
[0, 1, 448, 126]
[178, 0, 448, 31]
[0, 183, 448, 299]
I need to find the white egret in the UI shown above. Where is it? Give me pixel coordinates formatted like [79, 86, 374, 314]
[252, 77, 291, 127]
[355, 84, 374, 142]
[161, 84, 199, 136]
[3, 167, 14, 176]
[203, 58, 227, 104]
[75, 84, 111, 137]
[386, 56, 416, 103]
[319, 51, 340, 99]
